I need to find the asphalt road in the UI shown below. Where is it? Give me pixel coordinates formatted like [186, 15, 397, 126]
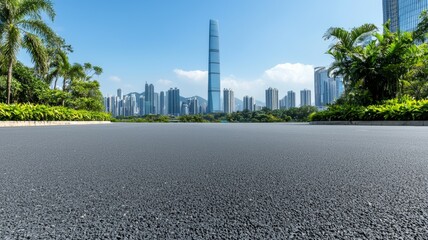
[1, 123, 428, 239]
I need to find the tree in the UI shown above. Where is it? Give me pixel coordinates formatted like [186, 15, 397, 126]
[0, 0, 57, 104]
[325, 23, 420, 104]
[413, 10, 428, 43]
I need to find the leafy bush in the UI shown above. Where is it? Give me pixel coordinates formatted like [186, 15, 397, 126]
[0, 104, 111, 121]
[113, 115, 170, 123]
[310, 97, 428, 121]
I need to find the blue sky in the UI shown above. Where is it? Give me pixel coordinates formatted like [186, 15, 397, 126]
[25, 0, 383, 103]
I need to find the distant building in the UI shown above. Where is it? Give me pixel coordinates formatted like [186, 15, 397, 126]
[314, 67, 344, 107]
[287, 91, 296, 109]
[117, 88, 122, 100]
[265, 88, 279, 110]
[168, 88, 180, 116]
[181, 102, 189, 116]
[160, 91, 165, 115]
[300, 89, 311, 107]
[188, 98, 199, 115]
[243, 96, 255, 111]
[154, 92, 159, 115]
[130, 94, 137, 116]
[223, 89, 235, 114]
[139, 96, 145, 116]
[144, 83, 155, 115]
[280, 95, 288, 110]
[383, 0, 428, 32]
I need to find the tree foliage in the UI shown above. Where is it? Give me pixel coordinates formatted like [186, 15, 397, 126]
[325, 12, 428, 105]
[0, 1, 105, 113]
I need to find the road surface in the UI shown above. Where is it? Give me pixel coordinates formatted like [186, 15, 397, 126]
[1, 123, 427, 239]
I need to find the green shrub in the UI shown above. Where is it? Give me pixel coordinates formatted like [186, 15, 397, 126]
[310, 97, 428, 121]
[0, 104, 111, 121]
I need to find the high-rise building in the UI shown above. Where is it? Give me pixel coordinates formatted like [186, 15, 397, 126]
[117, 88, 122, 100]
[144, 83, 155, 115]
[280, 95, 288, 109]
[223, 89, 235, 114]
[300, 89, 311, 107]
[243, 96, 255, 112]
[160, 91, 165, 115]
[130, 94, 137, 116]
[265, 88, 279, 110]
[287, 91, 296, 109]
[139, 96, 145, 116]
[208, 20, 221, 113]
[383, 0, 428, 32]
[154, 92, 159, 115]
[188, 98, 199, 115]
[314, 67, 344, 107]
[181, 102, 189, 116]
[168, 88, 180, 116]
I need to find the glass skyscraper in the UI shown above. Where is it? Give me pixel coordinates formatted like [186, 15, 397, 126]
[208, 20, 221, 113]
[314, 67, 344, 108]
[383, 0, 428, 32]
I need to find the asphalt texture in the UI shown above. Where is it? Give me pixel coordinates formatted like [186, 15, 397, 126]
[1, 123, 428, 239]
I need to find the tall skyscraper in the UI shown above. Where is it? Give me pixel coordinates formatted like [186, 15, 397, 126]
[208, 20, 221, 113]
[223, 89, 235, 114]
[243, 96, 255, 112]
[314, 67, 344, 107]
[287, 91, 296, 109]
[154, 92, 159, 115]
[265, 88, 279, 110]
[160, 91, 165, 115]
[168, 88, 180, 116]
[383, 0, 428, 32]
[300, 89, 311, 107]
[117, 88, 122, 100]
[130, 94, 137, 116]
[145, 82, 155, 115]
[139, 96, 145, 116]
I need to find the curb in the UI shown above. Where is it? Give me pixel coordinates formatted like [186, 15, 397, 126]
[310, 121, 428, 126]
[0, 121, 111, 128]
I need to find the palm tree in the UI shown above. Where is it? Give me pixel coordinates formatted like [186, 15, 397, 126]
[0, 0, 56, 104]
[324, 24, 378, 93]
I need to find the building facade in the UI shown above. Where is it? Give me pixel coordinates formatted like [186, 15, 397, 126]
[188, 98, 199, 115]
[223, 89, 235, 114]
[168, 88, 181, 116]
[144, 83, 155, 115]
[208, 20, 221, 113]
[383, 0, 428, 32]
[314, 67, 344, 107]
[287, 91, 296, 109]
[159, 91, 165, 115]
[300, 89, 311, 107]
[265, 87, 279, 110]
[243, 96, 255, 112]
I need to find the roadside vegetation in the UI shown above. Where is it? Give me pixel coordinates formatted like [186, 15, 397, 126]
[311, 11, 428, 121]
[0, 104, 111, 121]
[113, 106, 318, 123]
[0, 0, 106, 121]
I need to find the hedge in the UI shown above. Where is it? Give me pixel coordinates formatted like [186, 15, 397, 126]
[0, 104, 111, 121]
[310, 98, 428, 121]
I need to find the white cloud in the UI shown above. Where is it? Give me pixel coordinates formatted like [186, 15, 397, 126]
[174, 69, 208, 83]
[109, 76, 122, 82]
[264, 63, 313, 84]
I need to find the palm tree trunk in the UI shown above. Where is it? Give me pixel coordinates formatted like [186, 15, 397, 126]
[7, 60, 14, 104]
[54, 76, 58, 90]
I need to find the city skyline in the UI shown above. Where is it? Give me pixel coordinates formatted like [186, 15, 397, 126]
[16, 1, 383, 106]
